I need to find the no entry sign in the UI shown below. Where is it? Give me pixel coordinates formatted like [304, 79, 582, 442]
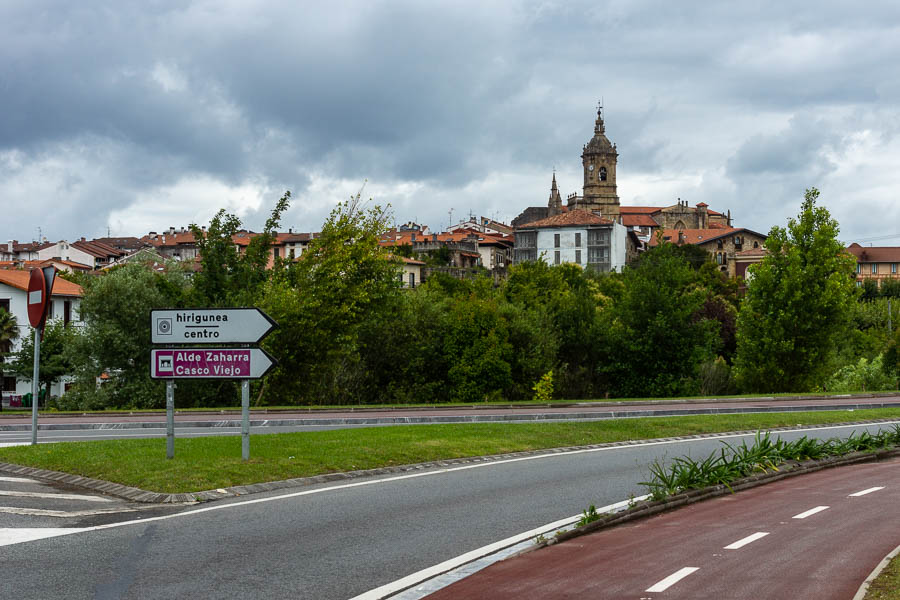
[27, 269, 47, 328]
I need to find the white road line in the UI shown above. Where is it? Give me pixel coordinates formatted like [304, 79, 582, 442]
[0, 420, 895, 552]
[849, 487, 884, 497]
[350, 495, 648, 600]
[646, 567, 700, 593]
[0, 506, 141, 517]
[0, 528, 86, 546]
[793, 506, 830, 519]
[0, 490, 113, 502]
[0, 476, 35, 483]
[724, 531, 769, 550]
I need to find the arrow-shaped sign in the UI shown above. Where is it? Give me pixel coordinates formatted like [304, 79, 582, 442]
[151, 348, 277, 379]
[150, 308, 277, 344]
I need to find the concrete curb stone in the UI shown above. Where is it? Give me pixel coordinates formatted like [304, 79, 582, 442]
[0, 419, 898, 505]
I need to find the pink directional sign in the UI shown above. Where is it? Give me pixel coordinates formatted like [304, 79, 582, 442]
[151, 348, 275, 379]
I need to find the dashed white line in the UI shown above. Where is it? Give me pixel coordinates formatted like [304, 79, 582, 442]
[849, 487, 884, 497]
[0, 476, 35, 483]
[646, 567, 699, 592]
[724, 531, 769, 550]
[793, 506, 829, 519]
[0, 490, 113, 502]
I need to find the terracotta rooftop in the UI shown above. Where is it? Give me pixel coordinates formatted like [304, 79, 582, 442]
[650, 227, 765, 246]
[516, 209, 614, 229]
[0, 269, 84, 296]
[846, 243, 900, 263]
[621, 213, 659, 228]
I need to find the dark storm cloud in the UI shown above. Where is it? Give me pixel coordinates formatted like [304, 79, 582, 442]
[1, 0, 900, 241]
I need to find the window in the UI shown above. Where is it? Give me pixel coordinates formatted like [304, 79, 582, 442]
[575, 233, 582, 247]
[515, 231, 538, 263]
[872, 263, 878, 274]
[893, 263, 898, 274]
[64, 300, 71, 326]
[409, 272, 416, 289]
[554, 233, 560, 248]
[587, 227, 611, 271]
[2, 376, 16, 392]
[289, 249, 295, 259]
[599, 166, 607, 181]
[46, 300, 54, 320]
[857, 263, 861, 274]
[0, 298, 9, 313]
[856, 280, 862, 287]
[273, 247, 280, 258]
[753, 241, 759, 248]
[554, 251, 560, 265]
[575, 250, 582, 264]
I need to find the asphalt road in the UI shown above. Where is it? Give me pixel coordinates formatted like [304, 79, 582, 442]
[1, 421, 898, 599]
[1, 393, 899, 445]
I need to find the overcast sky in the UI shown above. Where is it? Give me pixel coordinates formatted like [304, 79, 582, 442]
[2, 0, 899, 245]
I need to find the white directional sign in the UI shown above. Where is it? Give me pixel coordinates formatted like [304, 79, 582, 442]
[151, 348, 276, 379]
[151, 308, 276, 344]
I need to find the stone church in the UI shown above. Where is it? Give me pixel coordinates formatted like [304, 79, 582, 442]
[512, 105, 733, 239]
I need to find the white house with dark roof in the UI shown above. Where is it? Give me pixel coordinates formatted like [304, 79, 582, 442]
[514, 209, 628, 272]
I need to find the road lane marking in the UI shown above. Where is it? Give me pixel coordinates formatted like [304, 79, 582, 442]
[350, 495, 650, 600]
[793, 506, 829, 519]
[0, 420, 896, 552]
[849, 487, 884, 497]
[724, 531, 769, 549]
[0, 506, 142, 517]
[0, 528, 88, 546]
[646, 567, 700, 592]
[0, 476, 35, 483]
[0, 490, 113, 502]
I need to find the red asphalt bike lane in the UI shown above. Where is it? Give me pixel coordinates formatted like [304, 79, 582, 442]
[425, 457, 900, 599]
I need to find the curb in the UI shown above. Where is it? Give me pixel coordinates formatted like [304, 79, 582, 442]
[1, 419, 899, 504]
[527, 447, 900, 554]
[0, 391, 897, 419]
[853, 542, 900, 600]
[2, 401, 900, 432]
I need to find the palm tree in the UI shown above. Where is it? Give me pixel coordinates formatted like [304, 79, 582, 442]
[0, 308, 18, 361]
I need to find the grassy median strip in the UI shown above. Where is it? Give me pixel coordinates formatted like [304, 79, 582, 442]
[0, 408, 899, 494]
[865, 553, 900, 600]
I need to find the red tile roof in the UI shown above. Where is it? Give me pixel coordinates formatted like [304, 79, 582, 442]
[516, 209, 614, 229]
[621, 213, 659, 228]
[0, 269, 83, 296]
[846, 243, 900, 262]
[649, 227, 765, 247]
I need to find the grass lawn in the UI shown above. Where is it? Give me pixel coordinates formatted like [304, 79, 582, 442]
[865, 553, 900, 600]
[0, 408, 899, 494]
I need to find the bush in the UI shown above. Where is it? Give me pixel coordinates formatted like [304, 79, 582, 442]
[532, 370, 554, 402]
[826, 355, 896, 393]
[699, 357, 734, 396]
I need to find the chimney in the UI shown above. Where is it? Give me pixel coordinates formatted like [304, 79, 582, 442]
[169, 226, 176, 235]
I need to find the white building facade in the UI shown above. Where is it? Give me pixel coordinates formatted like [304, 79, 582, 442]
[514, 209, 627, 272]
[0, 270, 83, 405]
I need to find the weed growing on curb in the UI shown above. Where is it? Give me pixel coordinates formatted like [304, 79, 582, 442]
[577, 504, 602, 527]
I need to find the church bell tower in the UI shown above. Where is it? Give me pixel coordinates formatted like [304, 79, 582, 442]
[581, 103, 620, 220]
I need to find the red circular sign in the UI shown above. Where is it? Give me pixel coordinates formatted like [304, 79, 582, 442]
[27, 268, 48, 328]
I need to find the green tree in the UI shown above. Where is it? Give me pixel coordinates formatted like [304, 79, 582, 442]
[599, 242, 719, 397]
[189, 191, 290, 306]
[734, 188, 858, 392]
[0, 308, 18, 358]
[259, 192, 402, 404]
[11, 320, 76, 403]
[64, 260, 200, 409]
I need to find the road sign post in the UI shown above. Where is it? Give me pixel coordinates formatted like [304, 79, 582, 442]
[27, 267, 56, 446]
[150, 308, 276, 460]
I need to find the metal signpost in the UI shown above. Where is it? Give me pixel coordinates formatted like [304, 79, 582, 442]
[27, 266, 56, 446]
[150, 308, 276, 460]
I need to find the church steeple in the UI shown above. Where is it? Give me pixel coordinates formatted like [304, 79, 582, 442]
[581, 101, 619, 220]
[548, 171, 563, 216]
